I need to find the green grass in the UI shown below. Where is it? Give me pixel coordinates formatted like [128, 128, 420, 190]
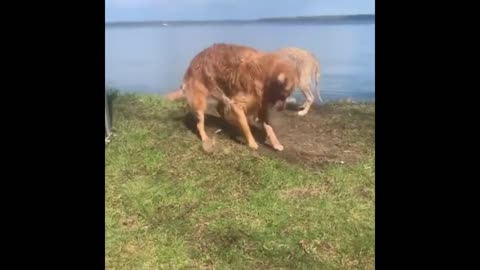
[105, 93, 375, 270]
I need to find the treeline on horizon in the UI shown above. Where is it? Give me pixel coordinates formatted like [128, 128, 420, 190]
[106, 14, 375, 26]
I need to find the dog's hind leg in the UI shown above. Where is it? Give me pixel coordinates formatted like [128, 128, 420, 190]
[194, 110, 208, 142]
[185, 81, 210, 143]
[298, 82, 314, 116]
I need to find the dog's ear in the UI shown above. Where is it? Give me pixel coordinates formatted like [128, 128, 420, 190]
[277, 73, 286, 84]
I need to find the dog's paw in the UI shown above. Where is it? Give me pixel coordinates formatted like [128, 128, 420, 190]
[297, 110, 308, 116]
[202, 138, 216, 153]
[273, 144, 284, 151]
[248, 141, 259, 150]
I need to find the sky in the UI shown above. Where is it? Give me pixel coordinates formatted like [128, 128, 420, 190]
[106, 0, 375, 22]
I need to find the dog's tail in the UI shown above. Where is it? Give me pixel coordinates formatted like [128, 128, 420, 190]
[165, 85, 186, 101]
[312, 57, 323, 103]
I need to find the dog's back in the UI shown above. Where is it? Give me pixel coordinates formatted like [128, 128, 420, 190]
[276, 47, 322, 114]
[182, 43, 262, 100]
[277, 47, 320, 86]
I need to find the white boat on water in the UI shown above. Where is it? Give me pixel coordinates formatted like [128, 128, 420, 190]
[162, 23, 168, 26]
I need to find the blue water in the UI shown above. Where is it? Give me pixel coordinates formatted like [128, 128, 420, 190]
[105, 23, 375, 102]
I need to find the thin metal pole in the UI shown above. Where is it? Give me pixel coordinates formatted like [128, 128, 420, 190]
[105, 90, 113, 144]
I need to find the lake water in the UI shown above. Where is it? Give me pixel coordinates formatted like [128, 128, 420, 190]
[105, 23, 375, 102]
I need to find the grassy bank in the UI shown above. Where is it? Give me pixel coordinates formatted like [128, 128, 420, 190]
[105, 93, 375, 269]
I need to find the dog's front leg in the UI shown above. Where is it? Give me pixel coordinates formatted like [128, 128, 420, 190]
[258, 106, 284, 151]
[231, 103, 258, 150]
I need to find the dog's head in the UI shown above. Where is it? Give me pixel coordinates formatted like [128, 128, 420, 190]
[264, 57, 298, 109]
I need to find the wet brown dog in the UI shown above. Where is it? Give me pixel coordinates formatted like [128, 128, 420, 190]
[180, 43, 298, 151]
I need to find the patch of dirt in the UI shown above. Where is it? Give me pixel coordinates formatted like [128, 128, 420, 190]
[120, 216, 141, 230]
[278, 184, 329, 200]
[178, 101, 374, 168]
[299, 239, 361, 268]
[299, 239, 338, 259]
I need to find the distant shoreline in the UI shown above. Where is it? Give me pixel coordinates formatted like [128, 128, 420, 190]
[105, 14, 375, 27]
